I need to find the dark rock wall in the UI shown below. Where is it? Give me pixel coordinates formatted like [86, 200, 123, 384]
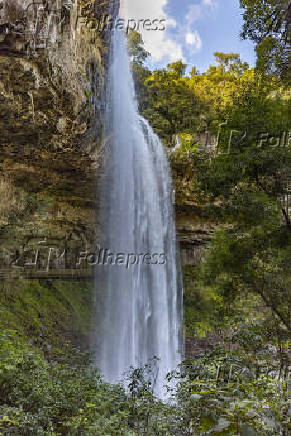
[0, 0, 118, 273]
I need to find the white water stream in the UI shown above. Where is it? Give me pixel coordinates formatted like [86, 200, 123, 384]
[95, 27, 182, 397]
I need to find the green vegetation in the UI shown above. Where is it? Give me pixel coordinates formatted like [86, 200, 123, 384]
[0, 0, 290, 434]
[0, 330, 289, 435]
[239, 0, 290, 82]
[0, 280, 93, 352]
[0, 330, 131, 435]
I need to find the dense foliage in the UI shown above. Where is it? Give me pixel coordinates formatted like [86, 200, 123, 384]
[239, 0, 290, 82]
[0, 330, 289, 435]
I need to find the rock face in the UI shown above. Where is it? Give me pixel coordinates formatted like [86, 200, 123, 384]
[0, 0, 204, 273]
[172, 152, 217, 267]
[0, 0, 117, 273]
[177, 206, 216, 266]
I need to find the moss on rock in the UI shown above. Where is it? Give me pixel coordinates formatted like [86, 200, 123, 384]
[0, 279, 94, 351]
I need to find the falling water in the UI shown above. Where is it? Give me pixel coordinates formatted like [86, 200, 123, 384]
[95, 27, 183, 397]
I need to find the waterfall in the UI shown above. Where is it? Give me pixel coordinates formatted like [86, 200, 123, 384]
[95, 27, 183, 397]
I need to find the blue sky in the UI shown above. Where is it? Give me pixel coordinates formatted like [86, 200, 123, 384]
[121, 0, 256, 72]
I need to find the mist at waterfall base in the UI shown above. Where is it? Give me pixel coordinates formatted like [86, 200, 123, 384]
[94, 28, 183, 398]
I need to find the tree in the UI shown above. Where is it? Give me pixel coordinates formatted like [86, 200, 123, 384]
[188, 53, 250, 132]
[194, 67, 291, 330]
[240, 0, 290, 82]
[127, 30, 151, 112]
[127, 30, 150, 66]
[167, 60, 187, 77]
[142, 68, 202, 140]
[214, 52, 249, 74]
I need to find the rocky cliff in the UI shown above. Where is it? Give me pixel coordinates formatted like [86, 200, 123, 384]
[0, 0, 117, 274]
[0, 0, 118, 347]
[0, 0, 208, 276]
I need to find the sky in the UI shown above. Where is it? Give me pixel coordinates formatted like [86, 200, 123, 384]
[120, 0, 256, 72]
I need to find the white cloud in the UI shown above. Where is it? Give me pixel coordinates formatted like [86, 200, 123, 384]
[120, 0, 217, 64]
[183, 0, 217, 55]
[186, 0, 217, 26]
[202, 0, 216, 7]
[186, 4, 202, 24]
[185, 31, 202, 53]
[120, 0, 183, 62]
